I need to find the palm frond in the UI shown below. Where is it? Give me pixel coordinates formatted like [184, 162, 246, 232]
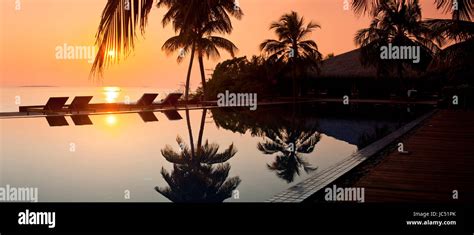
[204, 143, 237, 164]
[425, 18, 474, 42]
[90, 0, 154, 77]
[208, 36, 238, 57]
[435, 0, 474, 20]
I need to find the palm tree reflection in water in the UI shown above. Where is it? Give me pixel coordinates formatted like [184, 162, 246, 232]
[155, 109, 241, 202]
[258, 123, 321, 183]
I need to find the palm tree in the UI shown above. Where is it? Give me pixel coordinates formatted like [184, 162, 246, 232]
[425, 18, 474, 77]
[352, 0, 473, 21]
[156, 0, 243, 101]
[352, 0, 473, 80]
[260, 11, 322, 97]
[155, 109, 241, 202]
[354, 0, 440, 78]
[90, 0, 242, 101]
[161, 21, 238, 101]
[257, 123, 320, 183]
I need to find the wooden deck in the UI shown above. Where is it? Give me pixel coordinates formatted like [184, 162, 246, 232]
[354, 110, 474, 202]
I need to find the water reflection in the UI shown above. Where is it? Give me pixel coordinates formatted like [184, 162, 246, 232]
[70, 115, 93, 126]
[105, 114, 118, 126]
[258, 123, 320, 183]
[41, 110, 184, 128]
[103, 87, 120, 103]
[162, 110, 183, 120]
[45, 116, 69, 127]
[155, 109, 241, 202]
[211, 104, 321, 182]
[138, 112, 158, 122]
[210, 103, 419, 183]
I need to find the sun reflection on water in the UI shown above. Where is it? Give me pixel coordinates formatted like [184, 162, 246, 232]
[105, 114, 117, 126]
[103, 86, 120, 103]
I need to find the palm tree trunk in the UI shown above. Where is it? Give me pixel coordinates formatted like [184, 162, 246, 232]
[198, 55, 207, 101]
[291, 44, 299, 100]
[291, 60, 297, 102]
[197, 108, 207, 148]
[185, 42, 196, 103]
[185, 109, 195, 159]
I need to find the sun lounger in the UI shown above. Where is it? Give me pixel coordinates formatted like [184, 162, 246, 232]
[132, 93, 159, 110]
[155, 93, 182, 107]
[67, 96, 94, 113]
[26, 97, 69, 115]
[138, 112, 159, 122]
[71, 115, 93, 125]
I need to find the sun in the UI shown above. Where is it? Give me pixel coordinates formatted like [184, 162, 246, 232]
[107, 50, 116, 57]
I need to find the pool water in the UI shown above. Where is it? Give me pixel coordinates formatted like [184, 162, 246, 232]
[0, 88, 430, 202]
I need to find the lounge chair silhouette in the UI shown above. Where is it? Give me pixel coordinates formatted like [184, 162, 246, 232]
[26, 97, 69, 115]
[132, 93, 159, 110]
[67, 96, 94, 113]
[156, 93, 182, 108]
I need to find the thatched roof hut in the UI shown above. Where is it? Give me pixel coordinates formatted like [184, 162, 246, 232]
[320, 49, 378, 78]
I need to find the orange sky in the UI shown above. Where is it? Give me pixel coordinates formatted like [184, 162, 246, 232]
[0, 0, 449, 89]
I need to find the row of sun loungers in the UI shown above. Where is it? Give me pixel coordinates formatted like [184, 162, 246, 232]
[25, 93, 183, 115]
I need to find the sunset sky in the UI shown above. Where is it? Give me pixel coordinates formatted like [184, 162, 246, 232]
[0, 0, 449, 89]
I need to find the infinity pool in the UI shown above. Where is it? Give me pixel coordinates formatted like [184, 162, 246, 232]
[0, 90, 430, 202]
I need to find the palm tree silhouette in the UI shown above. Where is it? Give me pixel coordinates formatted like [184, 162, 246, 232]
[425, 9, 474, 75]
[426, 18, 474, 71]
[91, 0, 242, 101]
[352, 0, 473, 21]
[155, 109, 241, 202]
[257, 122, 321, 183]
[161, 21, 238, 101]
[158, 0, 242, 101]
[260, 11, 322, 97]
[354, 0, 440, 78]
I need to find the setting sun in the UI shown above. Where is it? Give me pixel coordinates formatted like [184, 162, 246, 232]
[107, 50, 116, 57]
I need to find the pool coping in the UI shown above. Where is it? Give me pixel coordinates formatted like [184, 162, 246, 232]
[266, 109, 437, 203]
